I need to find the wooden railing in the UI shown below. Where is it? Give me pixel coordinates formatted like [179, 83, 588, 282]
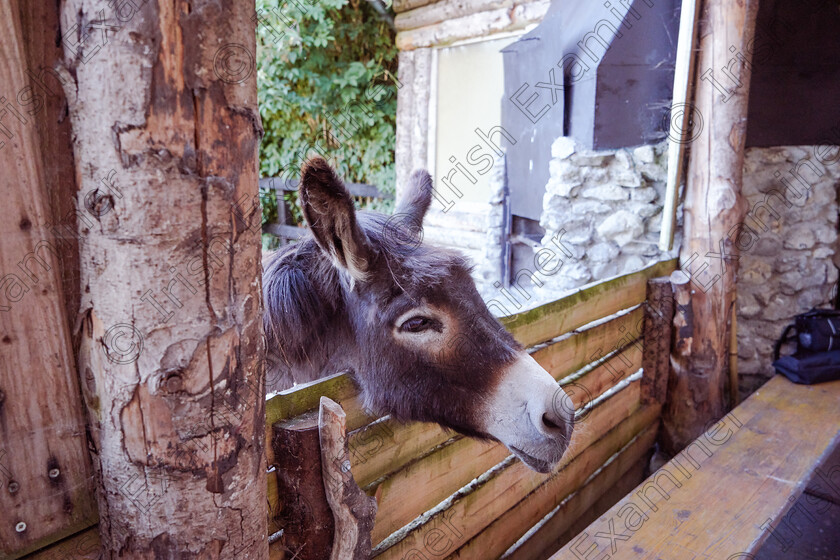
[259, 177, 391, 244]
[266, 258, 678, 559]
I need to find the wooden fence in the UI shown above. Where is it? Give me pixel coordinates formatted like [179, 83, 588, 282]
[27, 259, 677, 559]
[259, 177, 390, 244]
[265, 258, 678, 560]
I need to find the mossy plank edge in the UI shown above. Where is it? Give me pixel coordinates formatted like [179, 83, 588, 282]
[450, 409, 660, 560]
[266, 371, 359, 425]
[371, 380, 645, 560]
[569, 341, 643, 408]
[501, 259, 677, 347]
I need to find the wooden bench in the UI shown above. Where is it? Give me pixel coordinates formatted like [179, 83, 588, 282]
[546, 375, 840, 559]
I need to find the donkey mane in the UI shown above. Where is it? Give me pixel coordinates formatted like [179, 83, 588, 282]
[263, 211, 471, 387]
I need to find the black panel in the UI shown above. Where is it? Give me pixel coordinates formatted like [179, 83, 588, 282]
[501, 0, 679, 220]
[745, 0, 840, 147]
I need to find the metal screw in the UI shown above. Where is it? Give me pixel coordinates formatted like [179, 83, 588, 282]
[8, 481, 19, 494]
[15, 522, 26, 533]
[48, 468, 60, 479]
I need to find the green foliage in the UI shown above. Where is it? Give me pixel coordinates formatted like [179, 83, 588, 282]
[255, 0, 399, 248]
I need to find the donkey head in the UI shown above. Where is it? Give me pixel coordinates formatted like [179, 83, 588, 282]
[285, 158, 574, 472]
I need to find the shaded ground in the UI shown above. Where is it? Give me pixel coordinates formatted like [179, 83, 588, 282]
[757, 446, 840, 560]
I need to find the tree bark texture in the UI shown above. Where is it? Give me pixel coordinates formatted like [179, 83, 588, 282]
[58, 0, 267, 557]
[662, 0, 759, 454]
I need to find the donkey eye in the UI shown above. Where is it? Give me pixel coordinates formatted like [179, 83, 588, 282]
[399, 316, 436, 333]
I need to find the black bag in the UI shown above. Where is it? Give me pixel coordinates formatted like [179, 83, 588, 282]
[772, 308, 840, 385]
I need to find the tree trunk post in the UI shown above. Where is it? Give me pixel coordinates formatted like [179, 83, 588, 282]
[59, 1, 267, 556]
[662, 0, 759, 454]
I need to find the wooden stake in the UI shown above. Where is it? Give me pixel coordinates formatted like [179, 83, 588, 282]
[319, 397, 377, 560]
[641, 278, 676, 405]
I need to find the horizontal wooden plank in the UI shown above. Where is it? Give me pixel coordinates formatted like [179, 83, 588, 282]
[259, 177, 391, 199]
[564, 342, 643, 409]
[549, 376, 840, 560]
[263, 223, 307, 240]
[532, 306, 644, 381]
[503, 442, 651, 560]
[501, 259, 677, 348]
[350, 419, 455, 489]
[371, 379, 644, 559]
[370, 436, 508, 546]
[454, 411, 659, 560]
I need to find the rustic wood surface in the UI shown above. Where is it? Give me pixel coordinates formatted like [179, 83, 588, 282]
[0, 2, 96, 556]
[550, 376, 840, 559]
[510, 454, 650, 560]
[641, 278, 675, 405]
[319, 398, 377, 560]
[272, 411, 335, 560]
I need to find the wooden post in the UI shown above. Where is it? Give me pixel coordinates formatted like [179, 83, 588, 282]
[0, 1, 97, 556]
[662, 0, 759, 454]
[318, 397, 377, 560]
[272, 412, 336, 560]
[58, 0, 267, 556]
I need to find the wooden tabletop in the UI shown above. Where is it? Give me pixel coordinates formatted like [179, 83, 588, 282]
[549, 375, 840, 559]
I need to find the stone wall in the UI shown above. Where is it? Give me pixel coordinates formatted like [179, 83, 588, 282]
[736, 146, 840, 396]
[535, 137, 677, 295]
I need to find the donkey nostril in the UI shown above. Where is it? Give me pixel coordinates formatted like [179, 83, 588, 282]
[542, 413, 562, 432]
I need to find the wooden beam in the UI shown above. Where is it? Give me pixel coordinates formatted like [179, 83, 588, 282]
[662, 0, 759, 454]
[0, 2, 96, 556]
[59, 0, 268, 555]
[501, 259, 677, 348]
[319, 398, 377, 560]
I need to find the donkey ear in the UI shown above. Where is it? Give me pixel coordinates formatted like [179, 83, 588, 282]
[299, 157, 375, 281]
[394, 169, 433, 225]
